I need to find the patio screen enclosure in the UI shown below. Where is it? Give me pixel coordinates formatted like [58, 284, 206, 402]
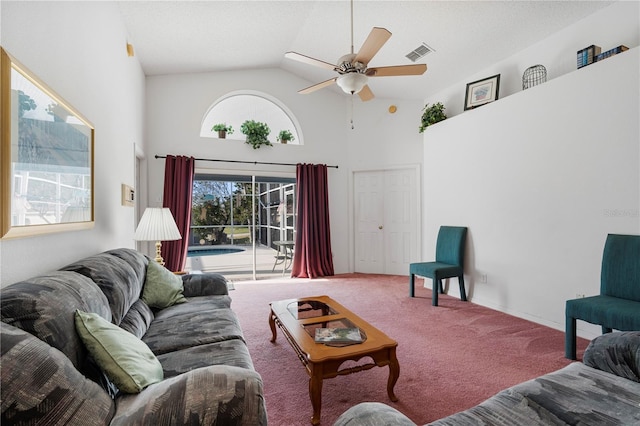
[189, 174, 296, 277]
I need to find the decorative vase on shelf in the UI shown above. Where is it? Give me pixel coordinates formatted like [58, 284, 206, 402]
[522, 65, 547, 90]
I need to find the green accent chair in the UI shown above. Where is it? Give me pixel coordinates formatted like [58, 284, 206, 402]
[565, 234, 640, 360]
[409, 226, 468, 306]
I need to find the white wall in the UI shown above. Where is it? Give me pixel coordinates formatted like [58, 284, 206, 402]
[145, 69, 425, 273]
[0, 2, 145, 286]
[344, 98, 425, 270]
[421, 2, 639, 339]
[427, 1, 640, 118]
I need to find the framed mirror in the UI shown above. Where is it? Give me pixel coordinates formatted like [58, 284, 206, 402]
[1, 48, 94, 239]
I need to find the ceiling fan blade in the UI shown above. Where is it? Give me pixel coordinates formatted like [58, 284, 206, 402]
[354, 27, 392, 65]
[298, 78, 337, 94]
[285, 52, 336, 71]
[357, 85, 374, 102]
[366, 64, 427, 77]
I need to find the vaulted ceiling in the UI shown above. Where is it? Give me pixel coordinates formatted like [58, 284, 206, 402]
[117, 1, 613, 100]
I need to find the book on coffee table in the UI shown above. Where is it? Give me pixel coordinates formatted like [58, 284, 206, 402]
[314, 327, 363, 343]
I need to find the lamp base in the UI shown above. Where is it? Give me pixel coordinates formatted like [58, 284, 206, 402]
[154, 241, 165, 266]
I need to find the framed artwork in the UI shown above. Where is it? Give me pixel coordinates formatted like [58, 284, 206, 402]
[464, 74, 500, 110]
[1, 48, 94, 239]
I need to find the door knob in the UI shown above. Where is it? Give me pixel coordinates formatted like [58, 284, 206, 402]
[378, 225, 383, 230]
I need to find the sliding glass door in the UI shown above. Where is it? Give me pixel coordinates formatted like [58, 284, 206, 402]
[187, 173, 295, 280]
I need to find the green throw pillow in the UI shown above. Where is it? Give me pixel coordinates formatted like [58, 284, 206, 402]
[142, 260, 188, 309]
[74, 310, 163, 393]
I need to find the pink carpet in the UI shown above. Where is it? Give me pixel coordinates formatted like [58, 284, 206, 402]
[230, 274, 590, 425]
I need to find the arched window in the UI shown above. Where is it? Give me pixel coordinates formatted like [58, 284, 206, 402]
[200, 91, 302, 145]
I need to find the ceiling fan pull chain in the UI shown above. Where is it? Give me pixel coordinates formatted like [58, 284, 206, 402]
[350, 95, 355, 130]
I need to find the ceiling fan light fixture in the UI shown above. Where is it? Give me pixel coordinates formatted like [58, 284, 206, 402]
[336, 73, 368, 95]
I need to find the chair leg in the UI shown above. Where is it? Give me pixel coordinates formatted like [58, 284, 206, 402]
[432, 279, 440, 306]
[409, 274, 415, 298]
[565, 315, 577, 360]
[458, 275, 467, 301]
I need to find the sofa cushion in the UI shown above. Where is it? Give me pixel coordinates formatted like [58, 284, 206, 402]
[0, 271, 111, 368]
[143, 260, 188, 308]
[60, 250, 146, 325]
[109, 365, 267, 426]
[1, 323, 115, 425]
[583, 330, 640, 382]
[106, 248, 148, 284]
[143, 305, 245, 355]
[119, 299, 155, 339]
[181, 272, 230, 297]
[157, 339, 255, 378]
[75, 310, 164, 393]
[155, 296, 232, 317]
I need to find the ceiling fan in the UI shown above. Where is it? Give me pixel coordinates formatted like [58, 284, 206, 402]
[284, 0, 427, 101]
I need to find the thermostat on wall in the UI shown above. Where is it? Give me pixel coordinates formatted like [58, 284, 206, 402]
[121, 184, 135, 207]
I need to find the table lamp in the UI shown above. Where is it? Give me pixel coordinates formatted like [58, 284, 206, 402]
[134, 207, 181, 266]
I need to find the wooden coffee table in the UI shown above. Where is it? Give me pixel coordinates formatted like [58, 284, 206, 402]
[269, 295, 399, 425]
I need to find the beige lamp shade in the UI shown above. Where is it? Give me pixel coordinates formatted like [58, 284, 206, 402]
[134, 208, 181, 265]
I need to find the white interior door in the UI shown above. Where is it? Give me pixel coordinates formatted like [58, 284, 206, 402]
[354, 168, 420, 275]
[354, 172, 385, 273]
[383, 169, 419, 275]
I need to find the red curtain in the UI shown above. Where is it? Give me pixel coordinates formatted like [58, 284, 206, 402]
[162, 155, 194, 272]
[291, 163, 334, 278]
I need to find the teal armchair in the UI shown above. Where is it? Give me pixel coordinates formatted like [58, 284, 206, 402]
[409, 226, 468, 306]
[565, 234, 640, 359]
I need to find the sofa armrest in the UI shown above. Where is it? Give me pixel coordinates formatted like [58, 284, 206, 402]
[1, 323, 115, 425]
[110, 365, 267, 426]
[583, 331, 640, 382]
[333, 402, 416, 426]
[181, 273, 229, 297]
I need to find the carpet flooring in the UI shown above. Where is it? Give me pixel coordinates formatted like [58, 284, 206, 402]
[230, 273, 590, 426]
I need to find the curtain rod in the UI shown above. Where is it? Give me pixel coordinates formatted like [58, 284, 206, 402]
[154, 155, 338, 169]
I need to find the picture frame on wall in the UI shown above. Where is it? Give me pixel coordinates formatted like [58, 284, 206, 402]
[1, 47, 95, 239]
[464, 74, 501, 110]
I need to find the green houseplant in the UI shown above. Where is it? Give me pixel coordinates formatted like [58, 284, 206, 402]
[241, 120, 272, 149]
[212, 123, 234, 139]
[277, 130, 295, 144]
[419, 102, 446, 133]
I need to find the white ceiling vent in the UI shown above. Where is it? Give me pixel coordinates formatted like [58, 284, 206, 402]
[405, 43, 435, 62]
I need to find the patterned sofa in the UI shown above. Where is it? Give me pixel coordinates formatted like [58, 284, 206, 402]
[334, 331, 640, 425]
[1, 248, 267, 425]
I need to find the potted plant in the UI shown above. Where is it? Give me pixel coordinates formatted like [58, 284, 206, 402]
[419, 102, 446, 133]
[212, 123, 234, 139]
[277, 130, 295, 144]
[240, 120, 272, 149]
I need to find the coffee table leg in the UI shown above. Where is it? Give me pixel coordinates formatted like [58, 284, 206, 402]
[387, 347, 400, 402]
[268, 309, 277, 342]
[309, 364, 323, 425]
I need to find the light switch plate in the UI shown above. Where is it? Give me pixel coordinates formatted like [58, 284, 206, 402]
[121, 184, 135, 207]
